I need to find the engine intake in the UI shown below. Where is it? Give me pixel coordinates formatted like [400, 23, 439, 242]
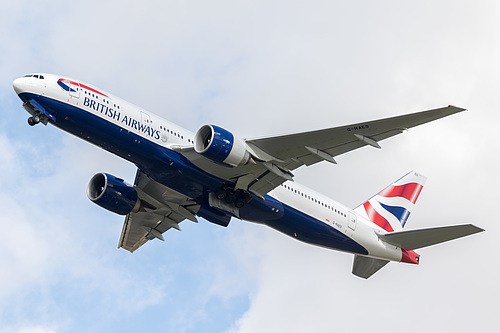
[87, 173, 140, 215]
[194, 124, 251, 167]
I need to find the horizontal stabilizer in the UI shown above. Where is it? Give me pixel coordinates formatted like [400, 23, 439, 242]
[352, 255, 390, 279]
[379, 224, 484, 250]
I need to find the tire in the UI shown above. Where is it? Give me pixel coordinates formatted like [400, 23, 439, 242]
[225, 193, 237, 204]
[235, 199, 245, 208]
[215, 190, 226, 200]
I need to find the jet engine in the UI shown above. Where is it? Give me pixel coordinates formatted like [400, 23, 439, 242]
[87, 173, 141, 215]
[194, 124, 252, 167]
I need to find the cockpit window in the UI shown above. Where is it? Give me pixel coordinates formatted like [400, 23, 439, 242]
[23, 74, 44, 79]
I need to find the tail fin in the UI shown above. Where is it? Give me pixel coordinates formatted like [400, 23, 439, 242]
[354, 171, 426, 232]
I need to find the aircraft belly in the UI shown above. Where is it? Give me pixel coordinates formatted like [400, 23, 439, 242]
[240, 198, 368, 255]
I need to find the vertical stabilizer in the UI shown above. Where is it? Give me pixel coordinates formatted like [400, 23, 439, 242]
[354, 171, 427, 232]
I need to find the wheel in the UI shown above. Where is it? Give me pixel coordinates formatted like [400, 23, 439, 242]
[215, 190, 226, 200]
[234, 199, 246, 208]
[28, 117, 37, 126]
[225, 192, 237, 204]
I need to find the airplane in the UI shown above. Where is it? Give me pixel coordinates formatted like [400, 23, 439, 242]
[12, 73, 484, 279]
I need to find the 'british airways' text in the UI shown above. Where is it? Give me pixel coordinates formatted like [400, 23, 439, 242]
[83, 97, 160, 139]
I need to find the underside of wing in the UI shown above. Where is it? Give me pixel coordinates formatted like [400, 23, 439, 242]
[246, 106, 465, 195]
[118, 169, 200, 252]
[246, 106, 465, 166]
[179, 106, 465, 198]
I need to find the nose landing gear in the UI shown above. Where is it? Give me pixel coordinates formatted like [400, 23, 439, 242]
[27, 115, 41, 126]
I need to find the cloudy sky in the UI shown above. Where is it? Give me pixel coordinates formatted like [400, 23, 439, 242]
[1, 1, 498, 332]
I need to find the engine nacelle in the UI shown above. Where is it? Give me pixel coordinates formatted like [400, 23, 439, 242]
[194, 124, 251, 167]
[87, 173, 140, 215]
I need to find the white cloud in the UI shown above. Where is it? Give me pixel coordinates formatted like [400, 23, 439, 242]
[1, 1, 498, 332]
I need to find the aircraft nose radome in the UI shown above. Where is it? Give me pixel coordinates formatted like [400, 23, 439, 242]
[13, 77, 25, 95]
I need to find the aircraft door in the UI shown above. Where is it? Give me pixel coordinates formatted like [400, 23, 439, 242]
[348, 212, 357, 231]
[69, 81, 80, 98]
[140, 111, 151, 135]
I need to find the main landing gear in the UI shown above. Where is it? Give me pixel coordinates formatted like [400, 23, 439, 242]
[27, 115, 41, 126]
[214, 186, 253, 208]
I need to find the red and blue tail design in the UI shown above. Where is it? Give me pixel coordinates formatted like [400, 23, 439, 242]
[354, 171, 426, 232]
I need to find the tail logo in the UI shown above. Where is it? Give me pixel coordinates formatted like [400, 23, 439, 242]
[355, 171, 426, 232]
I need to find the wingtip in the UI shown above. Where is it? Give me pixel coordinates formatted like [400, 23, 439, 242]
[469, 224, 485, 233]
[448, 105, 468, 112]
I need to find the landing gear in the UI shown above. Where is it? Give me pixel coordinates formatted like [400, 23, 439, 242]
[214, 185, 253, 208]
[225, 192, 237, 204]
[215, 189, 226, 200]
[27, 115, 40, 126]
[234, 198, 246, 209]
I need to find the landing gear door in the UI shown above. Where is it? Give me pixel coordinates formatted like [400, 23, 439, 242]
[348, 212, 357, 231]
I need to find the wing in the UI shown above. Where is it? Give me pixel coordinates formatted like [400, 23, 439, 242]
[246, 105, 465, 166]
[118, 169, 200, 252]
[180, 106, 465, 197]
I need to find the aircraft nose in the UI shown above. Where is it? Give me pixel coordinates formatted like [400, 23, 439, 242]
[12, 77, 26, 95]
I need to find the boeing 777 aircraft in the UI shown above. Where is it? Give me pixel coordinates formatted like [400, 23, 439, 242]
[12, 73, 483, 278]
